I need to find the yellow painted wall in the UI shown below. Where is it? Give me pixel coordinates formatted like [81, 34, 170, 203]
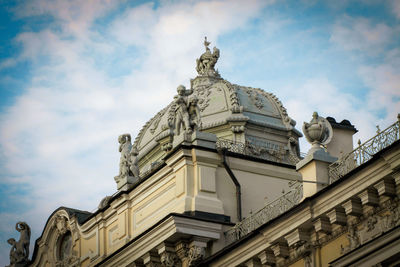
[319, 234, 349, 267]
[289, 259, 304, 267]
[81, 234, 97, 258]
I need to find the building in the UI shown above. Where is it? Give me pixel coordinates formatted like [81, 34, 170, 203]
[7, 39, 400, 267]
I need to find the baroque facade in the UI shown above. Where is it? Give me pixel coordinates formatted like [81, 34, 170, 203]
[7, 39, 400, 267]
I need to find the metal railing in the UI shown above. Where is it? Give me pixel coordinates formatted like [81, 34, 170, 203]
[329, 116, 400, 183]
[216, 138, 300, 165]
[225, 183, 303, 244]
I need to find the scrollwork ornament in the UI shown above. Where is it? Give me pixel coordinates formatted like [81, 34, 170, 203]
[341, 224, 360, 254]
[160, 252, 180, 267]
[56, 254, 80, 267]
[54, 215, 68, 235]
[187, 246, 205, 266]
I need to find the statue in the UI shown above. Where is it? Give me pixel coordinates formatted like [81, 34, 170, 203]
[114, 134, 140, 190]
[173, 85, 194, 135]
[7, 222, 31, 267]
[196, 37, 220, 77]
[303, 112, 333, 152]
[129, 146, 140, 178]
[188, 95, 201, 131]
[114, 134, 132, 183]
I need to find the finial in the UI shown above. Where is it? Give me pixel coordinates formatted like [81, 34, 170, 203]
[204, 36, 210, 50]
[358, 139, 361, 146]
[397, 113, 400, 122]
[376, 125, 380, 133]
[302, 112, 333, 153]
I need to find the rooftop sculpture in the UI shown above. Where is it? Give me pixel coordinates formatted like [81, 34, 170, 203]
[6, 222, 31, 267]
[171, 85, 201, 136]
[303, 111, 333, 153]
[114, 134, 140, 190]
[196, 37, 220, 77]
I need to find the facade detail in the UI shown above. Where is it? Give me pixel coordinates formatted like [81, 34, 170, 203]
[9, 39, 400, 267]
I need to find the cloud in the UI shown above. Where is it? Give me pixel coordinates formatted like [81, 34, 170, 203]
[281, 78, 378, 151]
[0, 0, 271, 264]
[390, 0, 400, 19]
[330, 15, 394, 53]
[358, 49, 400, 121]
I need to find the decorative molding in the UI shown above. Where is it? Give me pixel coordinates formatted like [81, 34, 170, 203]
[358, 188, 379, 207]
[187, 245, 205, 266]
[342, 198, 363, 217]
[271, 242, 289, 259]
[374, 178, 396, 197]
[54, 215, 68, 235]
[313, 217, 332, 234]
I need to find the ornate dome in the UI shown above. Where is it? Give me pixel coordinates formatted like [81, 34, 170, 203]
[132, 38, 302, 174]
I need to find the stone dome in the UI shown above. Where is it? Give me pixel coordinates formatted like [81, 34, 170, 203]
[133, 40, 302, 174]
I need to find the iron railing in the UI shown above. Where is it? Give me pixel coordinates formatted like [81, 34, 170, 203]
[225, 183, 303, 243]
[216, 138, 300, 165]
[329, 116, 400, 183]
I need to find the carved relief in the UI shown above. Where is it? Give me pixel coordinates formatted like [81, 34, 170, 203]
[244, 87, 264, 110]
[55, 253, 80, 267]
[226, 82, 242, 113]
[382, 199, 400, 230]
[160, 252, 180, 267]
[54, 215, 68, 235]
[187, 246, 205, 266]
[342, 224, 360, 253]
[150, 109, 166, 134]
[194, 87, 211, 112]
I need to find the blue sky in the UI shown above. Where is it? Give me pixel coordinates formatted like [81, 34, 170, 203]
[0, 0, 399, 264]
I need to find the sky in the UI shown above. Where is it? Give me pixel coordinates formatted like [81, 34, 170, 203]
[0, 0, 399, 264]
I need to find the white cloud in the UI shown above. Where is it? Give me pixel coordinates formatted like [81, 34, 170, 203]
[390, 0, 400, 19]
[330, 16, 394, 53]
[281, 78, 378, 152]
[0, 0, 271, 264]
[358, 49, 400, 121]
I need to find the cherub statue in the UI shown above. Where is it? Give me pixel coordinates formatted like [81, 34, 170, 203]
[188, 95, 201, 130]
[114, 134, 132, 182]
[174, 85, 194, 135]
[129, 146, 140, 178]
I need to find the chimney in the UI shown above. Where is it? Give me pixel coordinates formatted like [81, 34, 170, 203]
[325, 117, 357, 159]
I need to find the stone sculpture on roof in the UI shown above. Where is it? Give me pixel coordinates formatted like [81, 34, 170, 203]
[303, 111, 333, 152]
[7, 222, 31, 267]
[171, 85, 201, 136]
[114, 134, 140, 190]
[196, 37, 220, 77]
[115, 38, 302, 187]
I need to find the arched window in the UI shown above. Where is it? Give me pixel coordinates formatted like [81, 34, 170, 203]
[57, 231, 72, 261]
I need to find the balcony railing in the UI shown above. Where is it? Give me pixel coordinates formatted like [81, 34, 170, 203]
[329, 116, 400, 183]
[225, 183, 303, 244]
